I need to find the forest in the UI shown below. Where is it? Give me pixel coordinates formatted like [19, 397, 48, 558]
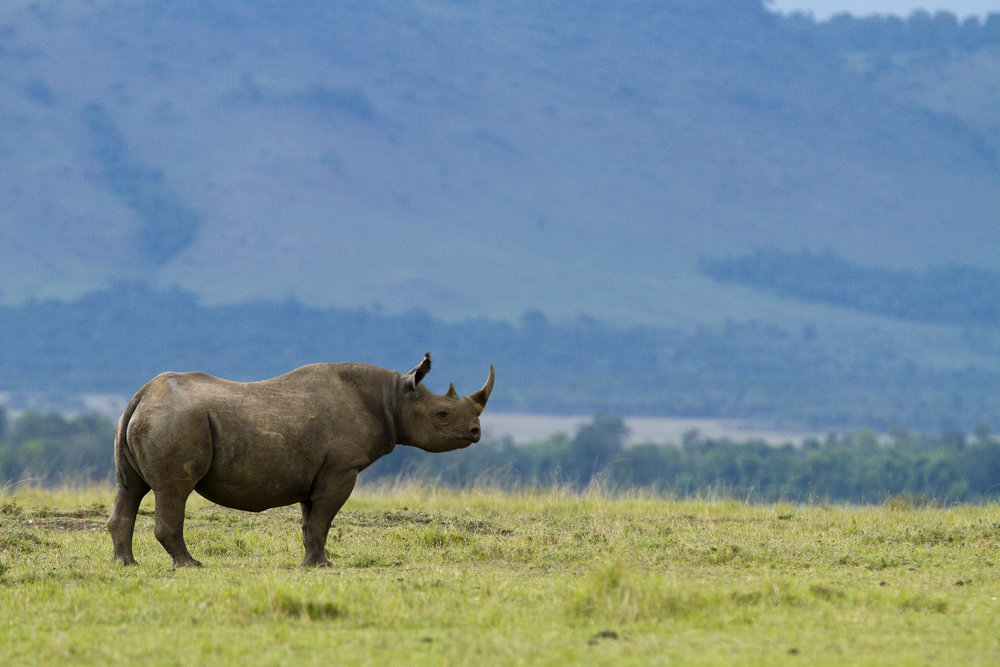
[699, 249, 1000, 326]
[3, 409, 999, 504]
[781, 8, 1000, 54]
[3, 282, 1000, 431]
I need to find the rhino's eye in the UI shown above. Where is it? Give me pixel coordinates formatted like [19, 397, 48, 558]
[436, 410, 450, 420]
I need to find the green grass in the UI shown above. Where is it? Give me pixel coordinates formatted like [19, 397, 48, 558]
[2, 484, 1000, 665]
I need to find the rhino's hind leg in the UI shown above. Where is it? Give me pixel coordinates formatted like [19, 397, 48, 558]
[300, 470, 358, 567]
[152, 490, 202, 568]
[107, 478, 150, 565]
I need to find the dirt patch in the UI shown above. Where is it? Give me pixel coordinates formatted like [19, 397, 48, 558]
[460, 519, 513, 536]
[342, 510, 435, 527]
[2, 502, 108, 531]
[31, 503, 108, 520]
[21, 517, 106, 531]
[341, 511, 512, 536]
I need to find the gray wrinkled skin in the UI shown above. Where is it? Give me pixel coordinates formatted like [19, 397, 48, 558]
[106, 353, 494, 567]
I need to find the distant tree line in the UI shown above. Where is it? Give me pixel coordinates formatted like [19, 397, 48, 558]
[0, 409, 115, 487]
[781, 9, 1000, 54]
[3, 411, 1000, 504]
[371, 415, 1000, 504]
[699, 249, 1000, 326]
[3, 282, 1000, 430]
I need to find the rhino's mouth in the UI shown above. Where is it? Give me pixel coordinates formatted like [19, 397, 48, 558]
[453, 431, 480, 449]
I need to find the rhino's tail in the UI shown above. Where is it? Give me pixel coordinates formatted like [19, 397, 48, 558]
[114, 390, 144, 489]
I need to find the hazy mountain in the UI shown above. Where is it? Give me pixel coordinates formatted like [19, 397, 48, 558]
[2, 0, 998, 326]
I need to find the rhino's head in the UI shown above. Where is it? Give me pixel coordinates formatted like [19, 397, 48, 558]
[397, 353, 495, 452]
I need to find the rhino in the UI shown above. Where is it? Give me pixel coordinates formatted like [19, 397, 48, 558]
[106, 353, 494, 567]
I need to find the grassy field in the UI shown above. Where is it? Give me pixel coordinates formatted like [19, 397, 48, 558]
[2, 484, 999, 665]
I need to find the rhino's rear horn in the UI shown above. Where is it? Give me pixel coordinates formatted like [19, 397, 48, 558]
[469, 364, 495, 411]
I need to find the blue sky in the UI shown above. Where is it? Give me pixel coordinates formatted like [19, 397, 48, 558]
[767, 0, 999, 19]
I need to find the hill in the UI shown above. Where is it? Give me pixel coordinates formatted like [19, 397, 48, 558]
[1, 1, 998, 324]
[3, 2, 1000, 431]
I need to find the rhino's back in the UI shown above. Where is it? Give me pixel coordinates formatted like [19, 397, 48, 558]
[137, 364, 341, 416]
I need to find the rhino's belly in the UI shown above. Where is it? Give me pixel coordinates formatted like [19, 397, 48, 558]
[195, 482, 304, 512]
[195, 427, 325, 511]
[195, 451, 319, 512]
[195, 472, 310, 512]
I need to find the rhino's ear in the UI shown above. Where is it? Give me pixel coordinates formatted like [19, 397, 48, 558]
[403, 352, 432, 391]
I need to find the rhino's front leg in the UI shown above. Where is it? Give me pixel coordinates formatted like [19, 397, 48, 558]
[153, 489, 202, 568]
[301, 469, 358, 567]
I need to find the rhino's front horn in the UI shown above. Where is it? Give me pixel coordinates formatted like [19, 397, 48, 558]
[469, 364, 495, 411]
